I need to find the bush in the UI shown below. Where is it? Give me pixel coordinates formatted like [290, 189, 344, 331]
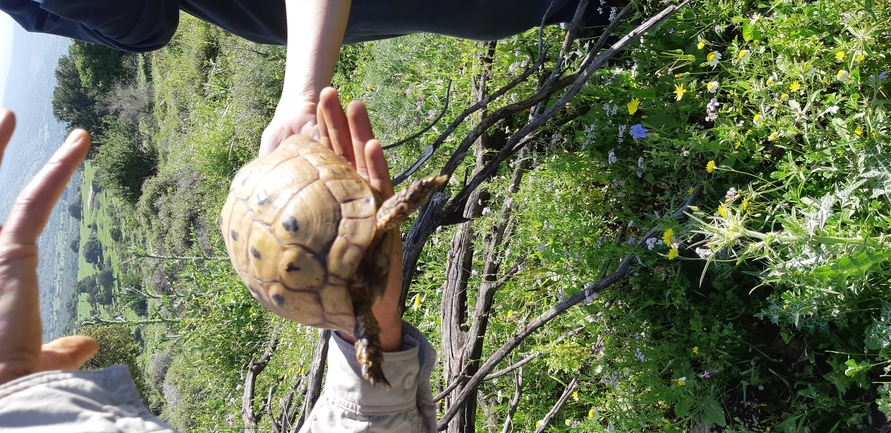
[82, 233, 103, 265]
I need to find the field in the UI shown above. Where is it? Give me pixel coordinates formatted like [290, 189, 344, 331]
[54, 0, 891, 431]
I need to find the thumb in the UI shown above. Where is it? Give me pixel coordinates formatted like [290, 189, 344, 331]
[38, 336, 99, 372]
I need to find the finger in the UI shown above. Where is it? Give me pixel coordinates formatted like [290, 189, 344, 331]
[317, 87, 355, 163]
[259, 127, 287, 157]
[364, 140, 395, 200]
[346, 100, 374, 179]
[1, 130, 90, 247]
[38, 336, 98, 372]
[0, 109, 15, 167]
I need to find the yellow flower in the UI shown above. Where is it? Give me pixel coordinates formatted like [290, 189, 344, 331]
[706, 160, 716, 173]
[565, 419, 572, 426]
[790, 81, 800, 91]
[588, 409, 597, 419]
[768, 132, 778, 141]
[668, 248, 679, 260]
[688, 187, 695, 194]
[366, 85, 372, 90]
[835, 51, 845, 62]
[412, 294, 421, 311]
[855, 126, 863, 136]
[780, 93, 789, 100]
[753, 113, 762, 125]
[677, 376, 686, 385]
[507, 310, 514, 318]
[572, 391, 579, 401]
[693, 346, 699, 354]
[627, 98, 640, 115]
[535, 420, 542, 428]
[663, 228, 674, 245]
[697, 40, 706, 50]
[741, 197, 749, 211]
[855, 54, 865, 62]
[718, 204, 728, 218]
[674, 83, 686, 101]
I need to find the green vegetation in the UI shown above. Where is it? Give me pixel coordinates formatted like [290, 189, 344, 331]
[50, 0, 891, 431]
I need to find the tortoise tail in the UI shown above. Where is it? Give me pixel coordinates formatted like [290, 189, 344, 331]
[353, 310, 391, 388]
[376, 174, 448, 233]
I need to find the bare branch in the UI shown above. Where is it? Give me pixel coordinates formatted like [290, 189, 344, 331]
[242, 325, 281, 433]
[292, 329, 330, 432]
[534, 377, 579, 432]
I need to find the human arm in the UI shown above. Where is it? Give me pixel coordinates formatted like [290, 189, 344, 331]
[259, 0, 352, 156]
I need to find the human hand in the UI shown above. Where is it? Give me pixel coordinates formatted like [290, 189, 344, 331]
[314, 87, 403, 351]
[0, 109, 98, 385]
[260, 99, 319, 157]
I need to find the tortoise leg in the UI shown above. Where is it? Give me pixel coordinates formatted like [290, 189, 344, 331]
[348, 281, 390, 388]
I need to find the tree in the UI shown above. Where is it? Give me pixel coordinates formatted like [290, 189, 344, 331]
[78, 324, 147, 395]
[70, 238, 80, 254]
[83, 233, 103, 265]
[109, 227, 123, 242]
[52, 54, 105, 134]
[93, 118, 158, 205]
[68, 41, 127, 92]
[75, 275, 97, 295]
[67, 200, 83, 219]
[96, 267, 115, 290]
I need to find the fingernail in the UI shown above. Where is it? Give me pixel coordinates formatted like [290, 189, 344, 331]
[65, 131, 86, 147]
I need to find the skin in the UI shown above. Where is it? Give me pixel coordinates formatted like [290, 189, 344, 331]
[260, 0, 352, 157]
[315, 87, 403, 351]
[0, 109, 98, 386]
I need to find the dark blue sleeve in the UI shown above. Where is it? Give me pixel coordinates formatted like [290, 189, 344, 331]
[0, 0, 180, 52]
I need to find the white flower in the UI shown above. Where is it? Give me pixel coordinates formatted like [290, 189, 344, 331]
[706, 51, 722, 67]
[837, 70, 850, 81]
[706, 81, 719, 93]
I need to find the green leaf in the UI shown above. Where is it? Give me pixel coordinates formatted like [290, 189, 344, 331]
[675, 397, 691, 417]
[701, 398, 726, 426]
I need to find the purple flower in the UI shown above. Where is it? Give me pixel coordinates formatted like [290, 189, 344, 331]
[725, 187, 738, 201]
[415, 101, 423, 111]
[880, 71, 889, 80]
[704, 371, 710, 378]
[608, 149, 617, 164]
[630, 124, 648, 139]
[427, 109, 436, 120]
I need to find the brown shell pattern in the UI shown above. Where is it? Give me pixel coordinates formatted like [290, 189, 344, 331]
[220, 135, 379, 331]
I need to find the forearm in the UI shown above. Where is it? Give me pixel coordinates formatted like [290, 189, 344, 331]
[281, 0, 352, 104]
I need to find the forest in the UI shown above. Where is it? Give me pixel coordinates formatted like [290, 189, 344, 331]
[50, 0, 891, 431]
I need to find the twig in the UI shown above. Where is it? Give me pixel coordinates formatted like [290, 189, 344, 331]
[500, 351, 525, 433]
[534, 377, 579, 432]
[383, 80, 452, 150]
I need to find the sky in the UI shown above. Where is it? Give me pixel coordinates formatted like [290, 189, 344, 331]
[0, 14, 14, 104]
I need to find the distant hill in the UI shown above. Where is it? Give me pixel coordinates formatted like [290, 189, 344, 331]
[0, 27, 81, 341]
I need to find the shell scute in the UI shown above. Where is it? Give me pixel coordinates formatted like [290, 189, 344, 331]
[247, 224, 281, 282]
[278, 245, 327, 290]
[271, 181, 341, 247]
[251, 156, 319, 225]
[327, 236, 367, 280]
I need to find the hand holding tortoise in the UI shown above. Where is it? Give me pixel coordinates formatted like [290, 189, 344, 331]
[222, 88, 445, 386]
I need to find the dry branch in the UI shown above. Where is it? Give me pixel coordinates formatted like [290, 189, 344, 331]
[242, 325, 281, 433]
[534, 377, 579, 432]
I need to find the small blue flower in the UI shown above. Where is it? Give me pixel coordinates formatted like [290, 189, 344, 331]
[630, 124, 648, 139]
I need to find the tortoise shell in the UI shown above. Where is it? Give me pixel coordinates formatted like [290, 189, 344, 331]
[220, 135, 382, 332]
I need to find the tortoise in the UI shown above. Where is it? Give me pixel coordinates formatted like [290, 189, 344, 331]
[220, 135, 446, 387]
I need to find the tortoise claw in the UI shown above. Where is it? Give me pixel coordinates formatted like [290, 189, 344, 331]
[355, 338, 390, 388]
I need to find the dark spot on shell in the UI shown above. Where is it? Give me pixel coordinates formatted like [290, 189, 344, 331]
[272, 294, 286, 306]
[250, 247, 261, 259]
[286, 262, 301, 272]
[230, 229, 239, 241]
[256, 190, 268, 205]
[282, 216, 299, 233]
